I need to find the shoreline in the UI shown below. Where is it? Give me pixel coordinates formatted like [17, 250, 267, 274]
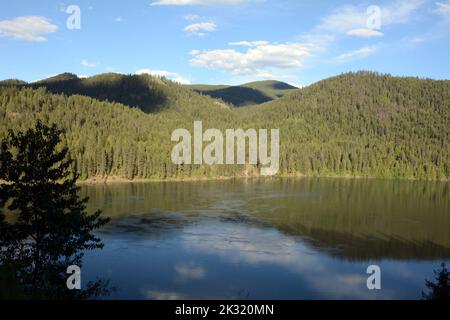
[75, 174, 449, 185]
[2, 175, 448, 186]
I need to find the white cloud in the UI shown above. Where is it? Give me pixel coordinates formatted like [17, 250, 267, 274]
[184, 21, 216, 36]
[115, 16, 124, 23]
[335, 46, 378, 62]
[151, 0, 249, 5]
[292, 0, 423, 62]
[404, 36, 425, 44]
[81, 59, 97, 68]
[317, 0, 423, 35]
[190, 42, 309, 75]
[317, 5, 368, 34]
[298, 33, 335, 53]
[189, 49, 201, 55]
[184, 14, 200, 20]
[346, 28, 384, 38]
[135, 69, 191, 84]
[228, 40, 269, 47]
[435, 1, 450, 15]
[0, 16, 58, 42]
[382, 0, 425, 24]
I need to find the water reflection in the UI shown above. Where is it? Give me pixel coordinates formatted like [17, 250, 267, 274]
[80, 178, 450, 299]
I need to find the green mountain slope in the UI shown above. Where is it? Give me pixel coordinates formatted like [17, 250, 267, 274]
[190, 80, 297, 107]
[242, 80, 298, 98]
[252, 72, 450, 179]
[1, 73, 215, 113]
[1, 74, 298, 110]
[0, 71, 448, 181]
[0, 79, 27, 86]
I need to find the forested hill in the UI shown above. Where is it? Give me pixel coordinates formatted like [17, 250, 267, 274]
[1, 73, 225, 113]
[257, 72, 450, 178]
[0, 71, 449, 181]
[190, 80, 297, 106]
[0, 74, 296, 109]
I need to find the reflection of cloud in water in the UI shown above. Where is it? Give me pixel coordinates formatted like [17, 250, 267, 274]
[143, 290, 193, 300]
[182, 222, 394, 299]
[336, 275, 367, 286]
[143, 288, 250, 300]
[175, 262, 206, 282]
[143, 289, 227, 300]
[183, 223, 306, 265]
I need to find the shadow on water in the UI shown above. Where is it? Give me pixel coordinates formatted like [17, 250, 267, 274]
[285, 227, 450, 261]
[81, 178, 450, 262]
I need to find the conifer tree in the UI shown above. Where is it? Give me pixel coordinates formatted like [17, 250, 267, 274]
[422, 263, 450, 300]
[0, 121, 110, 299]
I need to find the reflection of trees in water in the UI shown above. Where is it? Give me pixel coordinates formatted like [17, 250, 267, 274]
[80, 180, 235, 219]
[250, 178, 450, 260]
[282, 227, 450, 261]
[0, 122, 111, 299]
[82, 177, 449, 261]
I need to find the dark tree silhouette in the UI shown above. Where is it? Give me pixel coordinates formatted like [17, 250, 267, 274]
[422, 263, 450, 300]
[0, 121, 110, 299]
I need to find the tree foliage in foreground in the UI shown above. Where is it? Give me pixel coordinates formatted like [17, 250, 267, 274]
[0, 121, 110, 299]
[422, 263, 450, 300]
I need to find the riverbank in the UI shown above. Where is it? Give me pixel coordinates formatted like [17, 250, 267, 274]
[77, 175, 243, 185]
[75, 173, 449, 185]
[1, 174, 447, 186]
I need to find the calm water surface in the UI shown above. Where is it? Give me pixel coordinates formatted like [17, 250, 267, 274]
[80, 178, 450, 300]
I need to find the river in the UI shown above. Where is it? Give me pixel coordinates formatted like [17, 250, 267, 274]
[80, 178, 450, 299]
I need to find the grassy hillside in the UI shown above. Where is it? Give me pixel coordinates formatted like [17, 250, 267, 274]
[0, 71, 448, 181]
[190, 80, 297, 106]
[189, 84, 230, 91]
[242, 80, 298, 98]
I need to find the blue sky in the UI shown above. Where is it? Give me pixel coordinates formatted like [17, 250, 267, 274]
[0, 0, 449, 86]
